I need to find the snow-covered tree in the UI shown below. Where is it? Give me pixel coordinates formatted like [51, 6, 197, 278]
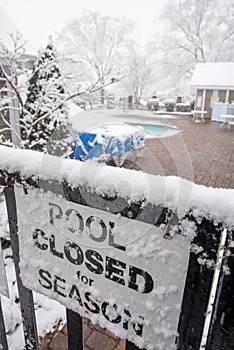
[58, 11, 135, 103]
[122, 42, 154, 107]
[0, 34, 119, 152]
[150, 0, 234, 94]
[22, 39, 70, 153]
[0, 32, 30, 146]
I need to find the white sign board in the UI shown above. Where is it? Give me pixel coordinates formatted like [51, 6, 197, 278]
[15, 186, 190, 350]
[0, 239, 9, 298]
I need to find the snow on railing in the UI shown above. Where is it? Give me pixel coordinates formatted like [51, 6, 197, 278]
[0, 145, 233, 229]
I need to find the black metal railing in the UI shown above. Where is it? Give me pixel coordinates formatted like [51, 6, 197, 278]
[0, 169, 233, 350]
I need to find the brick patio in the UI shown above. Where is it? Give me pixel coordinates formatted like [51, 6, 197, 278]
[39, 318, 125, 350]
[124, 114, 234, 189]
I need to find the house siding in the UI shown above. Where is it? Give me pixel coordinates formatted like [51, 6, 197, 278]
[229, 90, 234, 103]
[204, 90, 213, 119]
[196, 90, 203, 110]
[194, 89, 234, 120]
[218, 90, 226, 103]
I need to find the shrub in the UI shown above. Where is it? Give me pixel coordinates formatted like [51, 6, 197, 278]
[164, 100, 175, 112]
[146, 99, 159, 111]
[176, 103, 191, 112]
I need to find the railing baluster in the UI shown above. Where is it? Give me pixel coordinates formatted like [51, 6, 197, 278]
[4, 183, 39, 350]
[206, 229, 234, 350]
[66, 309, 83, 350]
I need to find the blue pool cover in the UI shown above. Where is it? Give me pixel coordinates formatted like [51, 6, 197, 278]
[70, 124, 145, 162]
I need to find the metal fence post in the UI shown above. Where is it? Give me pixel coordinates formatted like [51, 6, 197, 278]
[4, 182, 39, 350]
[206, 229, 234, 350]
[176, 218, 222, 350]
[126, 340, 146, 350]
[66, 309, 83, 350]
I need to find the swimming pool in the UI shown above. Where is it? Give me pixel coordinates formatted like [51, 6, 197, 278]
[127, 123, 179, 138]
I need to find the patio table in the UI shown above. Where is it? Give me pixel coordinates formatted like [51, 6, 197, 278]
[191, 110, 207, 123]
[219, 114, 234, 129]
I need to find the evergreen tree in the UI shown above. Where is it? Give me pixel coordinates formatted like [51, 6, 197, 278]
[22, 39, 70, 154]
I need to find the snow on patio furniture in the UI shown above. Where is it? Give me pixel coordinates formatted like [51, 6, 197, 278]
[69, 122, 145, 167]
[227, 121, 234, 129]
[219, 114, 234, 129]
[191, 110, 207, 123]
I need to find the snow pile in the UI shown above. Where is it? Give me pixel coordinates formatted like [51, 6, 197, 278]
[0, 146, 233, 228]
[1, 247, 66, 350]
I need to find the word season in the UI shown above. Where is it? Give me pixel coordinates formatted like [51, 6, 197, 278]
[38, 268, 145, 337]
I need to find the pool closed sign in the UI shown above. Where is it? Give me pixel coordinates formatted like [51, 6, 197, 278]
[15, 186, 190, 350]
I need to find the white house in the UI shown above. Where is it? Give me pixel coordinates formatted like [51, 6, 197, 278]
[190, 62, 234, 119]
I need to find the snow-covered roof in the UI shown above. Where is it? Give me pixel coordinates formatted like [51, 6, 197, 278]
[190, 62, 234, 89]
[0, 5, 35, 55]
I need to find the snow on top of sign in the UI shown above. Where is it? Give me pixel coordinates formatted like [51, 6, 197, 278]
[190, 62, 234, 88]
[0, 146, 233, 228]
[0, 146, 42, 177]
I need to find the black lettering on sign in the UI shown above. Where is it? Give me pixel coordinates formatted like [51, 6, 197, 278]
[69, 285, 83, 307]
[105, 256, 126, 285]
[65, 209, 84, 234]
[108, 222, 126, 251]
[49, 203, 63, 225]
[37, 270, 145, 338]
[128, 266, 154, 294]
[38, 269, 52, 289]
[64, 242, 84, 265]
[123, 308, 144, 337]
[85, 250, 104, 274]
[54, 275, 67, 297]
[33, 229, 48, 250]
[84, 292, 100, 314]
[49, 234, 64, 259]
[86, 216, 107, 242]
[102, 302, 121, 324]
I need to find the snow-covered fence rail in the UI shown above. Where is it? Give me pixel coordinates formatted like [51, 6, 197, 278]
[0, 146, 234, 350]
